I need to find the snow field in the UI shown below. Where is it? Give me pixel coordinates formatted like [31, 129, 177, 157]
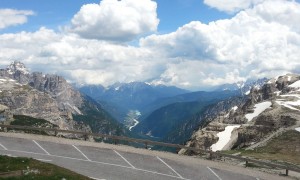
[245, 101, 272, 121]
[211, 125, 241, 152]
[289, 80, 300, 88]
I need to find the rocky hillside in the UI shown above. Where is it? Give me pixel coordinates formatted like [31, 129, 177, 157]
[0, 62, 128, 136]
[180, 74, 300, 155]
[133, 90, 240, 140]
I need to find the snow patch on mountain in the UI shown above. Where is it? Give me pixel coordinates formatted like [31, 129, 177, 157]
[225, 106, 238, 118]
[289, 80, 300, 88]
[274, 91, 281, 96]
[236, 81, 245, 89]
[267, 76, 279, 84]
[276, 94, 300, 111]
[295, 127, 300, 132]
[215, 78, 267, 95]
[232, 106, 238, 111]
[211, 125, 240, 152]
[276, 101, 299, 111]
[0, 79, 20, 86]
[245, 101, 272, 121]
[245, 90, 250, 95]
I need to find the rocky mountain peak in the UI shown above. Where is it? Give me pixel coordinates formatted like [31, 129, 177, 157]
[0, 61, 131, 138]
[250, 74, 300, 102]
[215, 78, 267, 95]
[0, 61, 30, 84]
[0, 62, 83, 115]
[6, 61, 30, 75]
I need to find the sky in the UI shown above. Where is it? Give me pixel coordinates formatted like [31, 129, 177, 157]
[0, 0, 300, 90]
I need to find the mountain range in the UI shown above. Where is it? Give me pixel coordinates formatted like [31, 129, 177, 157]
[133, 90, 240, 139]
[79, 82, 189, 123]
[3, 61, 294, 158]
[0, 61, 129, 137]
[78, 72, 268, 145]
[214, 78, 268, 94]
[180, 74, 300, 157]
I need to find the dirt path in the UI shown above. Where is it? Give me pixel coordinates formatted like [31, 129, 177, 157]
[246, 124, 300, 150]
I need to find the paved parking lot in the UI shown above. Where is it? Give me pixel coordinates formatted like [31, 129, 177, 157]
[0, 134, 285, 180]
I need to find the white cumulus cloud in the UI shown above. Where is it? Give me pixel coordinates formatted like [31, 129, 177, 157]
[68, 0, 159, 42]
[0, 27, 163, 86]
[203, 0, 265, 13]
[141, 0, 300, 88]
[0, 9, 34, 29]
[1, 0, 300, 90]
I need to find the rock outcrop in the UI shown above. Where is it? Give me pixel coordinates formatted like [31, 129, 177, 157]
[0, 64, 83, 130]
[0, 61, 128, 137]
[180, 74, 300, 155]
[30, 72, 83, 114]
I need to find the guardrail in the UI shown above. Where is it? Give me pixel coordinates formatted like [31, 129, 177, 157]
[0, 124, 299, 176]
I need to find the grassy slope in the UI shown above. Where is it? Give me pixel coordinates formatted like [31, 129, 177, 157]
[224, 130, 300, 165]
[8, 115, 58, 135]
[11, 115, 58, 128]
[0, 155, 90, 179]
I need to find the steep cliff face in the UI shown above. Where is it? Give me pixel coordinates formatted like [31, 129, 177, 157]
[0, 77, 73, 129]
[180, 74, 300, 155]
[30, 72, 83, 114]
[0, 62, 82, 115]
[0, 62, 30, 84]
[0, 62, 128, 136]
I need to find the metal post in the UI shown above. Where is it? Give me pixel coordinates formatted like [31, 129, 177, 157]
[209, 151, 213, 160]
[286, 169, 289, 176]
[145, 142, 148, 149]
[245, 160, 248, 167]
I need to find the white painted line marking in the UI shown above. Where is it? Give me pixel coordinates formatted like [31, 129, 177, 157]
[156, 156, 184, 179]
[72, 145, 91, 161]
[207, 167, 222, 180]
[89, 177, 106, 180]
[32, 140, 50, 155]
[5, 154, 17, 157]
[113, 150, 136, 169]
[0, 143, 8, 150]
[134, 167, 190, 180]
[36, 158, 52, 162]
[0, 148, 130, 168]
[0, 148, 189, 180]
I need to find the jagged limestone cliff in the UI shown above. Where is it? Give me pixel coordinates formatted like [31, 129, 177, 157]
[0, 62, 87, 132]
[0, 61, 128, 136]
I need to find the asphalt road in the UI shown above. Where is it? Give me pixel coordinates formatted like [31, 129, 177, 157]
[0, 134, 284, 180]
